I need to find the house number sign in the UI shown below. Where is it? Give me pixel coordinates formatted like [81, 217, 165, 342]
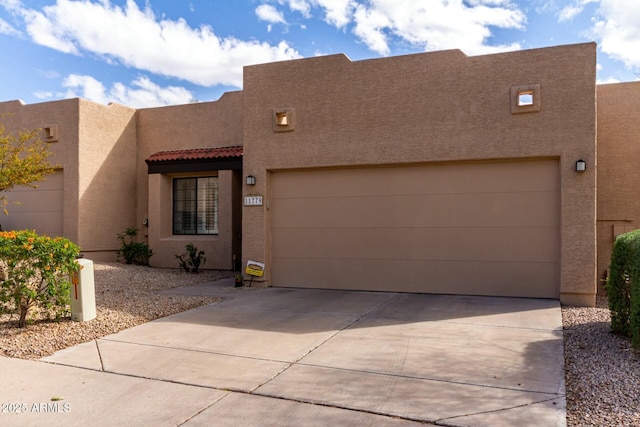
[244, 195, 263, 206]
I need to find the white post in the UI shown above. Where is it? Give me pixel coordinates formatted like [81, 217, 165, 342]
[70, 258, 96, 322]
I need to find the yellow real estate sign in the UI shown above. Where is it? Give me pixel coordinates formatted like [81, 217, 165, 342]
[245, 260, 265, 277]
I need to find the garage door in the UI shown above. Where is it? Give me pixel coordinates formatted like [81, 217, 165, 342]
[1, 170, 64, 237]
[270, 160, 560, 298]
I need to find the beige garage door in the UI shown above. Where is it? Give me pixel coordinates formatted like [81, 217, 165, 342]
[1, 170, 64, 237]
[270, 159, 560, 298]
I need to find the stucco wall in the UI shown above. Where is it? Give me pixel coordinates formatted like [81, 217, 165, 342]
[147, 170, 238, 268]
[137, 92, 244, 269]
[77, 100, 137, 260]
[0, 99, 138, 260]
[0, 98, 80, 242]
[596, 82, 640, 292]
[242, 43, 597, 305]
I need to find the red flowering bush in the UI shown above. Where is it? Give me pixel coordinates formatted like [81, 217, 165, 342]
[0, 230, 80, 327]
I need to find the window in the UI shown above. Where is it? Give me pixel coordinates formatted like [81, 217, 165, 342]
[173, 176, 219, 235]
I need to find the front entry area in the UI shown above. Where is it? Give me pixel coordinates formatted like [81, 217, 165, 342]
[270, 159, 560, 298]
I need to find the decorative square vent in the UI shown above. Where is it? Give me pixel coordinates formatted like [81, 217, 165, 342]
[272, 108, 295, 132]
[510, 84, 541, 114]
[43, 124, 59, 142]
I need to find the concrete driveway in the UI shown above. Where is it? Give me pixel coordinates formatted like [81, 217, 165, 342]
[2, 284, 565, 426]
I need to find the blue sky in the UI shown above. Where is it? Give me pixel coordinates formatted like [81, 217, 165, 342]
[0, 0, 638, 108]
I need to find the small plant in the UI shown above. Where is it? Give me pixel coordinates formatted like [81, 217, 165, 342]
[117, 227, 153, 266]
[176, 243, 206, 273]
[0, 230, 80, 327]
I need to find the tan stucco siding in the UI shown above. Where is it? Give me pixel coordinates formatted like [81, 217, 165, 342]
[138, 92, 244, 269]
[596, 82, 640, 291]
[242, 43, 597, 304]
[0, 99, 138, 259]
[0, 98, 80, 242]
[77, 100, 137, 259]
[147, 170, 238, 269]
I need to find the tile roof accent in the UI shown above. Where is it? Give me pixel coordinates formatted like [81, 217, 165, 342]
[146, 146, 243, 163]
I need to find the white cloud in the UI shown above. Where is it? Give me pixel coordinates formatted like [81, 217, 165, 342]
[279, 0, 355, 28]
[278, 0, 524, 55]
[556, 0, 598, 22]
[350, 0, 525, 56]
[0, 0, 22, 11]
[62, 74, 194, 108]
[597, 76, 621, 84]
[315, 0, 356, 28]
[0, 17, 18, 35]
[551, 1, 639, 72]
[256, 4, 286, 24]
[590, 0, 640, 70]
[286, 0, 312, 18]
[558, 5, 583, 22]
[352, 5, 390, 54]
[10, 0, 301, 88]
[62, 74, 108, 102]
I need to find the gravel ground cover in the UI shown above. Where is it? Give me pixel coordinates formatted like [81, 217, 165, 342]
[1, 264, 639, 425]
[563, 296, 640, 426]
[0, 262, 233, 359]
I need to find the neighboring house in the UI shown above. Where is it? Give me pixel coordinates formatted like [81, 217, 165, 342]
[596, 82, 640, 293]
[0, 98, 137, 255]
[2, 41, 634, 307]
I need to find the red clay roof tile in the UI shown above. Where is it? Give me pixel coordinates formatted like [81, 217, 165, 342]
[146, 146, 243, 163]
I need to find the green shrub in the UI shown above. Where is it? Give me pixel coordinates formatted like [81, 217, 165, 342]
[176, 243, 206, 273]
[0, 230, 80, 327]
[606, 229, 640, 348]
[116, 227, 153, 266]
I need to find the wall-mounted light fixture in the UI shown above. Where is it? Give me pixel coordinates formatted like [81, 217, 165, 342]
[246, 175, 256, 185]
[575, 159, 586, 172]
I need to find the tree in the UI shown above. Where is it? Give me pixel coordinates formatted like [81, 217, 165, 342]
[0, 122, 58, 215]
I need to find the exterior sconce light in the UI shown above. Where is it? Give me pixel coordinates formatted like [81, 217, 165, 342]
[575, 160, 586, 172]
[246, 175, 256, 185]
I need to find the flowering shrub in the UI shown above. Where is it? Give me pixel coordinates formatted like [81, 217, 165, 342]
[0, 230, 80, 327]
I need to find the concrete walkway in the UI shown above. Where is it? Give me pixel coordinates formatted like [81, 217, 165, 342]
[1, 283, 566, 426]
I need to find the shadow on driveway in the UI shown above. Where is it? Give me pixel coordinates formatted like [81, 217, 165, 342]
[41, 286, 566, 426]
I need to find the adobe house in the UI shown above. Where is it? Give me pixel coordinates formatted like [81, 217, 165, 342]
[2, 41, 632, 307]
[242, 43, 596, 306]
